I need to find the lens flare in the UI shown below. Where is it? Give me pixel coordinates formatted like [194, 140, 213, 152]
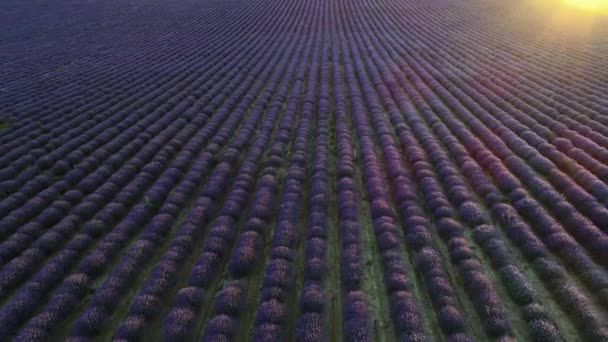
[562, 0, 608, 14]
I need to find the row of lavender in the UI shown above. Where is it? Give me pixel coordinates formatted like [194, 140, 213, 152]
[333, 0, 608, 341]
[0, 0, 607, 340]
[0, 0, 322, 339]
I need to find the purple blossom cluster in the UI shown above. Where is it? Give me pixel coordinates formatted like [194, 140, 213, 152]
[155, 11, 323, 340]
[166, 19, 318, 340]
[0, 0, 290, 306]
[411, 58, 608, 260]
[0, 0, 606, 340]
[331, 28, 372, 342]
[295, 35, 330, 342]
[337, 23, 433, 342]
[351, 1, 608, 338]
[364, 35, 562, 338]
[202, 7, 324, 339]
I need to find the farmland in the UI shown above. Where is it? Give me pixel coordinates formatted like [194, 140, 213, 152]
[1, 0, 607, 340]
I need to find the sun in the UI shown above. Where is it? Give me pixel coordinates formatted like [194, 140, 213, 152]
[561, 0, 608, 14]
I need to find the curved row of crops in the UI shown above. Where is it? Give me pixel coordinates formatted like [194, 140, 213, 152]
[0, 0, 606, 340]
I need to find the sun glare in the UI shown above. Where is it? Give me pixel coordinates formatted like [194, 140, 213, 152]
[512, 0, 607, 40]
[562, 0, 608, 14]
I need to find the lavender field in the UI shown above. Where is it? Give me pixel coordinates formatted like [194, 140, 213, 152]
[0, 0, 607, 340]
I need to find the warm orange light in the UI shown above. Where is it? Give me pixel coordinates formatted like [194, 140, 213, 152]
[561, 0, 608, 14]
[511, 0, 606, 39]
